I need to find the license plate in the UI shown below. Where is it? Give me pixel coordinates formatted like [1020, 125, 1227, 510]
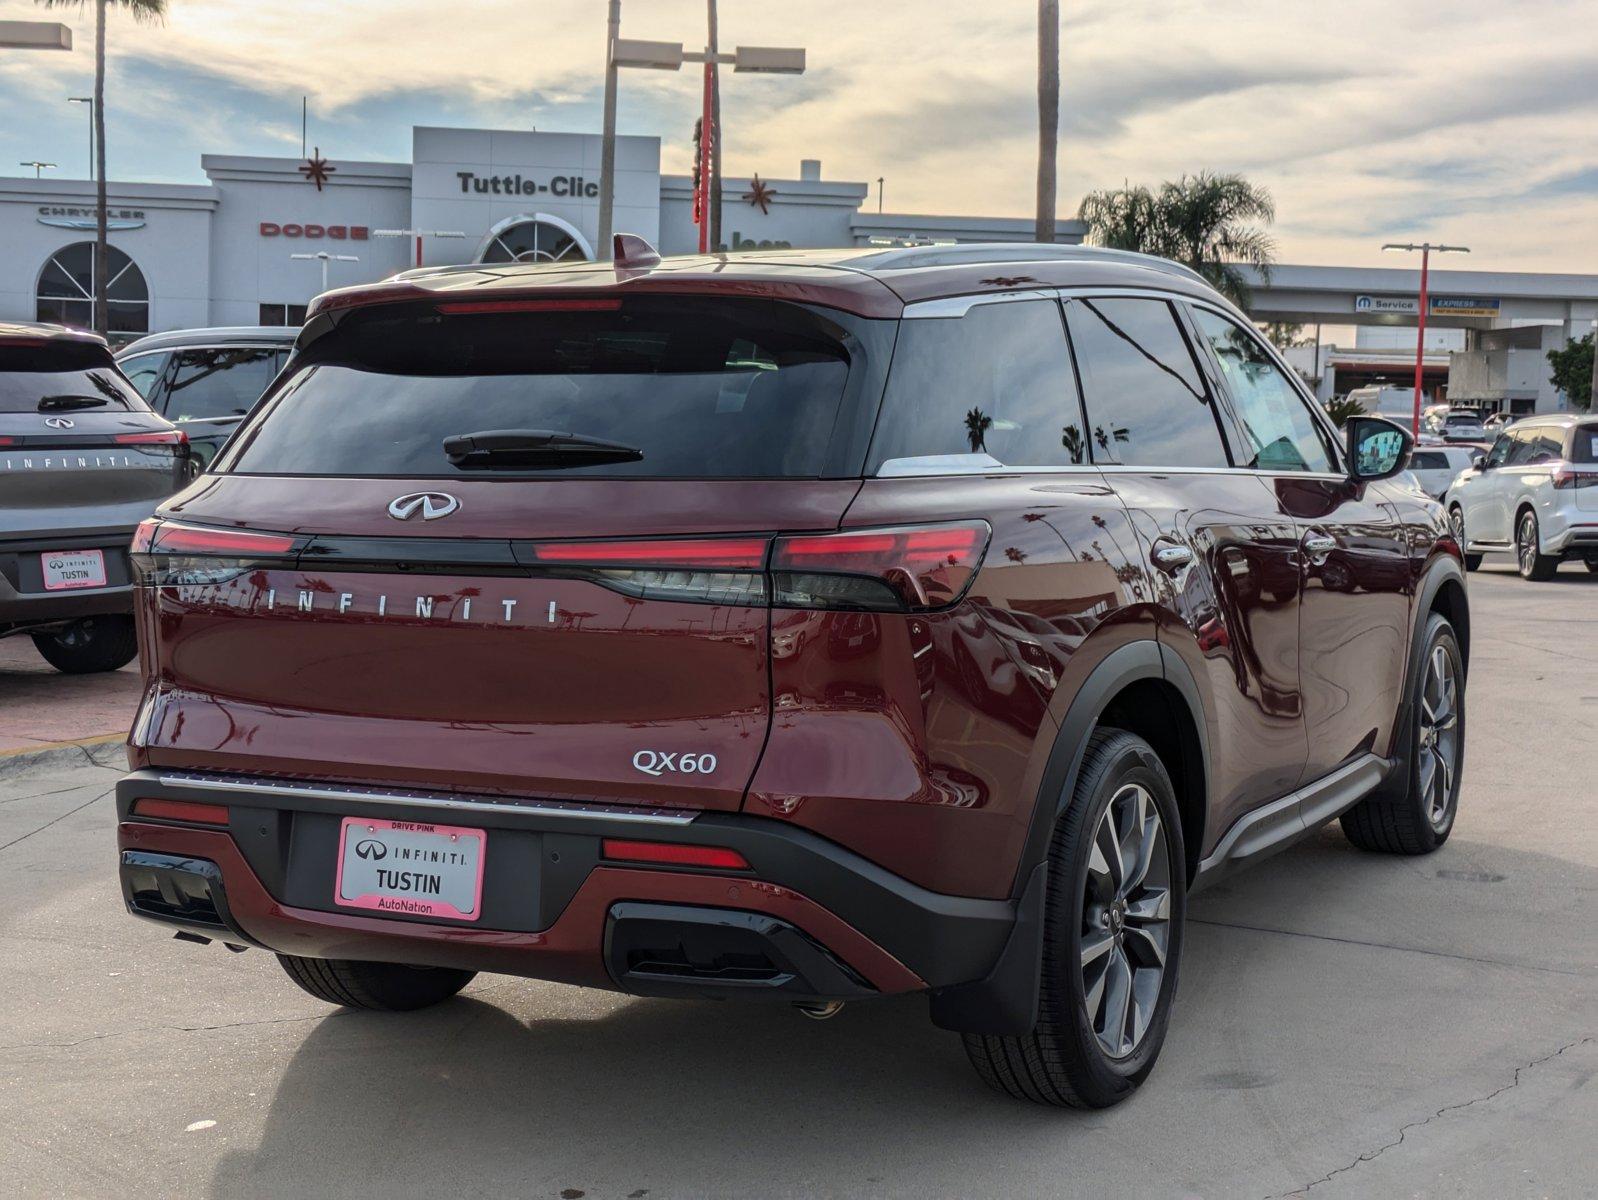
[334, 817, 487, 922]
[41, 548, 107, 592]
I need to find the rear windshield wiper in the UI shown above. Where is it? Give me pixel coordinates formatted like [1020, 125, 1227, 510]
[38, 394, 113, 411]
[442, 428, 644, 469]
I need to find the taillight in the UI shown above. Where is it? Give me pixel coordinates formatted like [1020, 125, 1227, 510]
[116, 429, 189, 446]
[131, 518, 301, 586]
[601, 839, 750, 870]
[770, 521, 990, 612]
[436, 298, 622, 315]
[521, 535, 769, 605]
[1550, 466, 1595, 490]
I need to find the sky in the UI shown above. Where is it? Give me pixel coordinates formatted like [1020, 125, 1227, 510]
[1, 0, 1595, 273]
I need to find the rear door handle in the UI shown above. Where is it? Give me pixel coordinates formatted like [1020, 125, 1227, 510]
[1302, 533, 1337, 562]
[1152, 543, 1193, 572]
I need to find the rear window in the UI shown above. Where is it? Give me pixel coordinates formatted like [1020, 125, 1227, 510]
[221, 298, 856, 478]
[1410, 451, 1448, 470]
[0, 341, 146, 413]
[1571, 425, 1598, 464]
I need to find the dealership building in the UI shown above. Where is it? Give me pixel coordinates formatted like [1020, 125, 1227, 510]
[0, 123, 1084, 336]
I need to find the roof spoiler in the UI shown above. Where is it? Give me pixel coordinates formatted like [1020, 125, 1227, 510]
[613, 232, 661, 270]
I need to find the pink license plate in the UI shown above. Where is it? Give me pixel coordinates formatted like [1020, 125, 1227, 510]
[334, 816, 487, 922]
[41, 548, 106, 591]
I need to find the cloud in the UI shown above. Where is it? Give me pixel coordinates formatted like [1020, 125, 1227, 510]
[0, 0, 1592, 272]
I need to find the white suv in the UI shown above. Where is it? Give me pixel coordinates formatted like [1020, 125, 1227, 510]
[1444, 414, 1598, 579]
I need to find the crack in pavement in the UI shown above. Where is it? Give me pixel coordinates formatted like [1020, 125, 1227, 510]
[0, 1009, 353, 1055]
[1190, 918, 1591, 978]
[1267, 1037, 1595, 1198]
[0, 786, 114, 855]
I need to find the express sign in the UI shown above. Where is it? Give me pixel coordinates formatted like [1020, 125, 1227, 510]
[259, 222, 370, 240]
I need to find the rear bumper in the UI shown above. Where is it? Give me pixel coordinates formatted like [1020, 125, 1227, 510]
[115, 769, 1016, 1004]
[0, 532, 135, 627]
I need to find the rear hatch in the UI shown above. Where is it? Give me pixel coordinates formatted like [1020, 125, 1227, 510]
[131, 294, 892, 809]
[1570, 422, 1598, 511]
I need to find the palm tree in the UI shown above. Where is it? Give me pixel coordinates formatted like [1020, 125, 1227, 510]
[1078, 172, 1276, 308]
[1034, 0, 1059, 244]
[35, 0, 167, 337]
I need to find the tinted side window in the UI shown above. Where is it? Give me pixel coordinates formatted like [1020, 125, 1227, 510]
[869, 299, 1087, 470]
[1572, 426, 1598, 464]
[1189, 307, 1335, 472]
[1483, 434, 1511, 468]
[1064, 298, 1227, 468]
[1529, 432, 1563, 463]
[1503, 428, 1540, 467]
[117, 351, 169, 399]
[166, 348, 281, 422]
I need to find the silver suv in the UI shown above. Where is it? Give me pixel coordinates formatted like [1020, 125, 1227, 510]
[1444, 413, 1598, 579]
[1, 323, 191, 671]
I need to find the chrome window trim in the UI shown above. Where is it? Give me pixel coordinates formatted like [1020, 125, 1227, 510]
[900, 289, 1059, 320]
[156, 771, 699, 826]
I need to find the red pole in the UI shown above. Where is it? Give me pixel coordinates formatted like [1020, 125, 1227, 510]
[1412, 245, 1430, 438]
[697, 60, 714, 254]
[416, 235, 424, 269]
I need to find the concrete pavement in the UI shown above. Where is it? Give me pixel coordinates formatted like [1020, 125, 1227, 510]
[0, 561, 1593, 1199]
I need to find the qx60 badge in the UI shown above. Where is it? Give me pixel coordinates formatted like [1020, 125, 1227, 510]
[388, 491, 460, 521]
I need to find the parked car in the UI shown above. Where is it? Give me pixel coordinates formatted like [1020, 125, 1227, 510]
[115, 326, 297, 470]
[1482, 411, 1524, 433]
[1407, 444, 1481, 499]
[1, 322, 190, 672]
[116, 242, 1468, 1109]
[1444, 413, 1598, 578]
[1344, 384, 1417, 424]
[1423, 405, 1489, 443]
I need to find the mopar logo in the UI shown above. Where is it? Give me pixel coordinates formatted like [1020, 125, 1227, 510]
[387, 491, 460, 522]
[43, 416, 75, 429]
[354, 839, 388, 861]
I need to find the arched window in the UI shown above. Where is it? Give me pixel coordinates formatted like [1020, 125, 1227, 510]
[36, 242, 150, 333]
[476, 214, 592, 265]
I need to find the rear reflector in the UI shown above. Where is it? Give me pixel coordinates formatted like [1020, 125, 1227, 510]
[132, 798, 230, 825]
[436, 298, 623, 315]
[116, 430, 189, 446]
[771, 521, 990, 612]
[602, 839, 750, 870]
[527, 537, 768, 570]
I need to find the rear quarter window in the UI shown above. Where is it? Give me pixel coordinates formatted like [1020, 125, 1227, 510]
[220, 298, 874, 479]
[1571, 425, 1598, 464]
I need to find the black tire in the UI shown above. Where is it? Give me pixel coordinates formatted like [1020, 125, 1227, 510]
[30, 615, 138, 674]
[1341, 612, 1464, 855]
[963, 729, 1186, 1108]
[277, 955, 475, 1011]
[1448, 506, 1481, 572]
[1584, 556, 1598, 575]
[1515, 508, 1558, 581]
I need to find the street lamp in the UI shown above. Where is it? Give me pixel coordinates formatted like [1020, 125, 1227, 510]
[373, 228, 468, 269]
[291, 251, 360, 292]
[1382, 241, 1471, 437]
[596, 3, 805, 257]
[0, 21, 72, 50]
[20, 161, 57, 179]
[68, 97, 94, 181]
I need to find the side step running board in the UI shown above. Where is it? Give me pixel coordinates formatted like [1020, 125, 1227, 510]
[1191, 753, 1390, 891]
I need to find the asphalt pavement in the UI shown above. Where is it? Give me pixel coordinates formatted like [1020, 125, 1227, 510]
[0, 560, 1593, 1199]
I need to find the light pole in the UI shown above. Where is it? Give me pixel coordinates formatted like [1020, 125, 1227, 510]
[1382, 241, 1470, 436]
[0, 21, 71, 50]
[291, 251, 360, 292]
[374, 228, 468, 269]
[20, 161, 57, 179]
[69, 97, 94, 181]
[596, 12, 805, 258]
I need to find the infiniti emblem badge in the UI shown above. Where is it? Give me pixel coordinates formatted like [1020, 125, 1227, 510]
[387, 491, 461, 521]
[44, 416, 75, 429]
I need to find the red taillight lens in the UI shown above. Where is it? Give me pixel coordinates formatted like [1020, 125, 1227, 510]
[1551, 466, 1582, 489]
[436, 298, 622, 315]
[131, 798, 230, 825]
[151, 523, 297, 556]
[116, 430, 189, 446]
[131, 519, 300, 586]
[526, 537, 768, 569]
[771, 521, 990, 612]
[601, 839, 750, 870]
[0, 436, 14, 446]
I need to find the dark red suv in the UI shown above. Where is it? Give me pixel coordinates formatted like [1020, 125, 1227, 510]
[117, 242, 1468, 1107]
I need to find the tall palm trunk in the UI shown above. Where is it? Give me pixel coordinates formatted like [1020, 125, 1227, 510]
[707, 0, 722, 253]
[93, 0, 108, 336]
[1035, 0, 1059, 244]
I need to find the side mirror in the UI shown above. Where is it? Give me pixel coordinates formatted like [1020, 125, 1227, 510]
[1471, 452, 1487, 471]
[1345, 415, 1413, 483]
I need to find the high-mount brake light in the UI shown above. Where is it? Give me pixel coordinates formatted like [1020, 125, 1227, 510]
[527, 537, 768, 569]
[116, 429, 189, 446]
[602, 839, 750, 870]
[770, 521, 991, 613]
[435, 298, 623, 315]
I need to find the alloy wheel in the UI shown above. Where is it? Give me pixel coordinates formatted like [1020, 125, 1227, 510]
[1417, 643, 1460, 827]
[1449, 507, 1466, 547]
[1081, 784, 1171, 1059]
[1517, 514, 1538, 576]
